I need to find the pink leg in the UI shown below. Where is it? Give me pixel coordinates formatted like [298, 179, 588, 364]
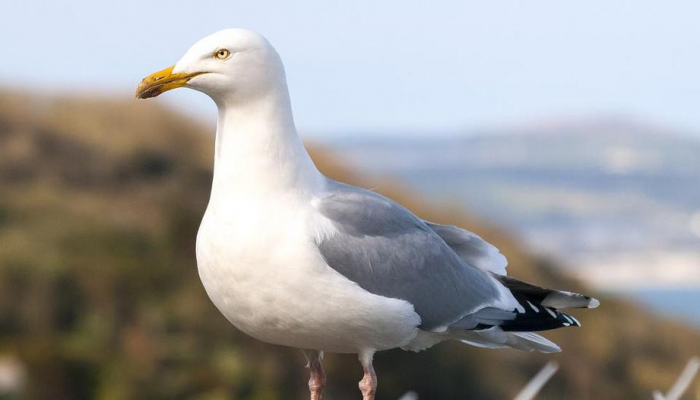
[302, 350, 326, 400]
[358, 351, 377, 400]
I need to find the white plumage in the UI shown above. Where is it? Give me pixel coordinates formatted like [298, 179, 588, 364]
[136, 28, 598, 400]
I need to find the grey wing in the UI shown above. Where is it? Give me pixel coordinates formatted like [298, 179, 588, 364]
[314, 180, 516, 331]
[423, 221, 508, 276]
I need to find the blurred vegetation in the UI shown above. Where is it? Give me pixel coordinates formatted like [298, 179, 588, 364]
[0, 90, 698, 399]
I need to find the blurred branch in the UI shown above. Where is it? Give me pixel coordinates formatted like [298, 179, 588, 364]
[652, 357, 699, 400]
[397, 391, 419, 400]
[513, 361, 559, 400]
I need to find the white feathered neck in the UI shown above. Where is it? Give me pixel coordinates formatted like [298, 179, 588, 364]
[210, 87, 322, 200]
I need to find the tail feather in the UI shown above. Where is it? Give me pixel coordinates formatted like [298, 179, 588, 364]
[458, 297, 583, 332]
[481, 274, 599, 332]
[411, 275, 599, 353]
[458, 327, 561, 353]
[451, 275, 598, 334]
[494, 274, 600, 309]
[506, 332, 561, 353]
[496, 300, 581, 332]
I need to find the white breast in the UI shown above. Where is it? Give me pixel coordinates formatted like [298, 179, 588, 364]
[195, 193, 420, 354]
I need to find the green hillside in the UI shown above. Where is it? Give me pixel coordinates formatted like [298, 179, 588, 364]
[0, 91, 698, 399]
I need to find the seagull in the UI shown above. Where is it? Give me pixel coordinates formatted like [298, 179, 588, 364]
[136, 29, 599, 400]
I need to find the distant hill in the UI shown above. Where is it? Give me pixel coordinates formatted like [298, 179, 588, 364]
[336, 117, 700, 176]
[1, 92, 699, 399]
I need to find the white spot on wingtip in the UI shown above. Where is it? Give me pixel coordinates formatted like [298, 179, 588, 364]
[588, 298, 601, 308]
[527, 301, 540, 312]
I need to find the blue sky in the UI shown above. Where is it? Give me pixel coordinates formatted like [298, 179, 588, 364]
[1, 1, 699, 137]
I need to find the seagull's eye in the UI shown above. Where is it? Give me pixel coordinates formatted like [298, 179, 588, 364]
[215, 49, 231, 60]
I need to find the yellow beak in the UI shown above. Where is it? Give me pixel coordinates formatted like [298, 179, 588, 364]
[135, 65, 203, 99]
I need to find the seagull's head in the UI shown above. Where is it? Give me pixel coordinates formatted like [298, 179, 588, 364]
[136, 29, 285, 104]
